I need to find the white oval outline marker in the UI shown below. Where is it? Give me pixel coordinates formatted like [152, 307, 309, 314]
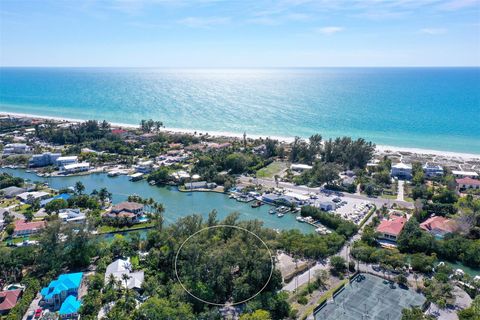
[174, 224, 274, 306]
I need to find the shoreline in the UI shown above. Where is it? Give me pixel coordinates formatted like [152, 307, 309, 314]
[2, 111, 480, 160]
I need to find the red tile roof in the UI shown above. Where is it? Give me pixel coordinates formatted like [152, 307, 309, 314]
[111, 129, 127, 135]
[420, 216, 457, 233]
[0, 289, 22, 312]
[376, 217, 407, 237]
[14, 220, 45, 232]
[456, 177, 480, 185]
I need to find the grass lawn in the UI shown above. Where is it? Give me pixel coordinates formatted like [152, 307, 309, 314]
[256, 161, 287, 178]
[97, 221, 155, 234]
[0, 198, 19, 208]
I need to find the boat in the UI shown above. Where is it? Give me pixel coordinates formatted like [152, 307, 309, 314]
[296, 216, 304, 222]
[251, 201, 263, 208]
[277, 213, 285, 217]
[268, 208, 276, 214]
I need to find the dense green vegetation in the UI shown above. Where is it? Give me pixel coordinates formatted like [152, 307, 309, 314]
[0, 172, 24, 189]
[300, 206, 358, 238]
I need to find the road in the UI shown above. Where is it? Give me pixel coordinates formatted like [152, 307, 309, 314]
[239, 176, 414, 209]
[397, 180, 405, 201]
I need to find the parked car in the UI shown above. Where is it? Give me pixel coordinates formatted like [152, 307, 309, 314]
[34, 308, 42, 319]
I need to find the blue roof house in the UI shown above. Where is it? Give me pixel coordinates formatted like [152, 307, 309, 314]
[40, 272, 83, 317]
[59, 295, 82, 319]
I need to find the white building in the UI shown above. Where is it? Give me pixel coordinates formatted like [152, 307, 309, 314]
[62, 162, 90, 174]
[58, 209, 86, 223]
[3, 143, 32, 155]
[56, 156, 78, 168]
[290, 164, 313, 172]
[29, 152, 61, 167]
[452, 170, 479, 179]
[104, 258, 144, 291]
[423, 164, 444, 177]
[390, 163, 412, 179]
[17, 191, 50, 203]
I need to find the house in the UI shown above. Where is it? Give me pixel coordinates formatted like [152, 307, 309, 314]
[0, 289, 22, 315]
[2, 143, 31, 155]
[12, 220, 46, 237]
[456, 177, 480, 190]
[17, 191, 50, 203]
[184, 181, 217, 190]
[59, 295, 82, 319]
[61, 162, 90, 174]
[40, 273, 83, 315]
[40, 193, 71, 207]
[261, 193, 280, 204]
[0, 186, 27, 198]
[104, 258, 144, 291]
[376, 216, 407, 243]
[58, 209, 86, 224]
[452, 170, 479, 179]
[423, 164, 444, 178]
[253, 144, 267, 155]
[390, 163, 412, 179]
[290, 164, 313, 172]
[135, 160, 154, 173]
[29, 152, 61, 167]
[420, 216, 458, 239]
[104, 201, 144, 222]
[56, 156, 78, 168]
[319, 201, 335, 211]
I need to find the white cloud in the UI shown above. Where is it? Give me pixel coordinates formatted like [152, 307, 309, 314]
[315, 26, 344, 35]
[177, 16, 231, 28]
[420, 28, 447, 34]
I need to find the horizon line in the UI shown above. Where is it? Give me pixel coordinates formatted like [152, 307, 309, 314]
[1, 65, 479, 69]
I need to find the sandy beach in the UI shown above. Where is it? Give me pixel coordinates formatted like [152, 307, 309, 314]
[2, 111, 480, 161]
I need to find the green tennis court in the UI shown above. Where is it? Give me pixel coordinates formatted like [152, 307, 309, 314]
[314, 273, 426, 320]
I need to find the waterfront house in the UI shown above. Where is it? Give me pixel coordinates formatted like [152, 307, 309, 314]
[58, 209, 86, 224]
[12, 220, 46, 237]
[61, 162, 90, 174]
[452, 170, 479, 179]
[376, 216, 407, 244]
[2, 143, 32, 155]
[29, 152, 61, 167]
[0, 186, 27, 198]
[456, 177, 480, 190]
[16, 191, 50, 203]
[40, 272, 83, 316]
[135, 160, 154, 173]
[290, 164, 313, 172]
[390, 163, 412, 179]
[261, 193, 280, 204]
[420, 216, 458, 239]
[0, 289, 22, 315]
[104, 258, 144, 291]
[423, 163, 444, 178]
[104, 201, 144, 223]
[56, 156, 78, 168]
[184, 181, 217, 190]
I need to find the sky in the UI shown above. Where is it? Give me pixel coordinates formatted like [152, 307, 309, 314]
[0, 0, 479, 67]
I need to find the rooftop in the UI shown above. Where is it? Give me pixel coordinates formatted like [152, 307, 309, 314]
[41, 272, 83, 300]
[376, 217, 407, 236]
[0, 289, 22, 312]
[456, 177, 480, 185]
[14, 220, 45, 232]
[420, 216, 458, 234]
[58, 295, 82, 316]
[111, 201, 144, 212]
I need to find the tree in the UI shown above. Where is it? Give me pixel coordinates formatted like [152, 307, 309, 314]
[330, 256, 347, 276]
[133, 297, 195, 320]
[240, 310, 272, 320]
[45, 198, 68, 215]
[75, 181, 85, 195]
[401, 307, 434, 320]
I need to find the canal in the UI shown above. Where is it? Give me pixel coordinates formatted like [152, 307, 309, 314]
[1, 168, 314, 233]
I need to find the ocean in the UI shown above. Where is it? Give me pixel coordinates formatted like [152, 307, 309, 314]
[0, 67, 479, 154]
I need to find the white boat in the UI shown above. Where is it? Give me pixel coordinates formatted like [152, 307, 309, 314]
[269, 208, 276, 214]
[296, 216, 304, 222]
[277, 213, 285, 217]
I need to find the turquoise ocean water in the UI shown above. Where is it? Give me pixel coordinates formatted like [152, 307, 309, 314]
[0, 67, 479, 154]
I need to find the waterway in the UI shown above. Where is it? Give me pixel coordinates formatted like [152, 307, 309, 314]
[1, 168, 314, 233]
